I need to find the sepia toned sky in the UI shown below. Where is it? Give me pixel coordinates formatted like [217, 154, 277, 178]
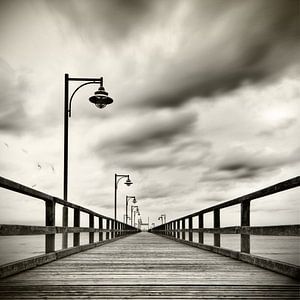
[0, 0, 299, 228]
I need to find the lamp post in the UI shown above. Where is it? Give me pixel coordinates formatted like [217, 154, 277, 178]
[114, 174, 132, 221]
[158, 214, 166, 225]
[131, 205, 139, 227]
[126, 196, 136, 224]
[134, 208, 140, 227]
[63, 73, 113, 249]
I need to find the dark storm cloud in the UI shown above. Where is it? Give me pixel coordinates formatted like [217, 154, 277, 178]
[46, 0, 160, 42]
[131, 0, 300, 109]
[0, 59, 29, 133]
[203, 146, 300, 182]
[46, 0, 299, 109]
[97, 110, 197, 154]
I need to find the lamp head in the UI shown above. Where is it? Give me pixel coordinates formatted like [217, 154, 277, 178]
[125, 178, 133, 186]
[89, 81, 113, 109]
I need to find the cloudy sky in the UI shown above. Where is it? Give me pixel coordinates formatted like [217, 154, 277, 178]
[0, 0, 299, 229]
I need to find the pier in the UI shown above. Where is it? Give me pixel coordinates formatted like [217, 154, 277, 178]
[0, 176, 299, 299]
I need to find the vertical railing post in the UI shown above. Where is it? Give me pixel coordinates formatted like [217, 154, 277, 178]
[73, 208, 80, 247]
[188, 217, 193, 241]
[111, 220, 115, 238]
[172, 221, 175, 237]
[176, 220, 180, 239]
[241, 200, 250, 253]
[99, 216, 103, 242]
[89, 214, 94, 244]
[198, 214, 203, 244]
[45, 200, 55, 253]
[106, 219, 110, 240]
[182, 219, 185, 240]
[214, 209, 220, 247]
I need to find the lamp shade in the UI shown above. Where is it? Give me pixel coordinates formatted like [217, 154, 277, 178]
[89, 86, 113, 109]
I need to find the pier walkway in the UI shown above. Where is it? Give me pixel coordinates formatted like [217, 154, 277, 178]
[0, 232, 299, 299]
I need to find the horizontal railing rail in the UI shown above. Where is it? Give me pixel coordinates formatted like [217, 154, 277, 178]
[149, 176, 300, 280]
[0, 176, 139, 278]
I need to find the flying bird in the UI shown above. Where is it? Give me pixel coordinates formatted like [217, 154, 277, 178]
[37, 163, 42, 170]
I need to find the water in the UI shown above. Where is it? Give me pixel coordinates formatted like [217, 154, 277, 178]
[0, 233, 299, 266]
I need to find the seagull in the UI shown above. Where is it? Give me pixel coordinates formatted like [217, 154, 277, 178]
[37, 163, 42, 169]
[50, 164, 55, 172]
[32, 184, 37, 188]
[4, 143, 8, 148]
[22, 148, 28, 154]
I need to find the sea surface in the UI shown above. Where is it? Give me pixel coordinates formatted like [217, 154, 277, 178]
[0, 233, 299, 266]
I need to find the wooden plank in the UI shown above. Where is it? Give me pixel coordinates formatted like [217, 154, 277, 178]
[171, 225, 300, 235]
[0, 285, 299, 299]
[0, 234, 135, 279]
[0, 225, 138, 235]
[0, 176, 53, 202]
[160, 234, 300, 280]
[1, 233, 298, 286]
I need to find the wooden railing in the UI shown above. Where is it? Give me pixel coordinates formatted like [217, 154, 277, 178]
[0, 176, 139, 278]
[150, 176, 300, 279]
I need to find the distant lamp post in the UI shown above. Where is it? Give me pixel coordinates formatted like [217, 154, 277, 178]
[63, 73, 113, 249]
[134, 208, 140, 227]
[158, 214, 166, 224]
[126, 196, 136, 224]
[114, 174, 132, 220]
[131, 205, 139, 227]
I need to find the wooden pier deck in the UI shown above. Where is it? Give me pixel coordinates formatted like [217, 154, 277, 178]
[0, 232, 299, 299]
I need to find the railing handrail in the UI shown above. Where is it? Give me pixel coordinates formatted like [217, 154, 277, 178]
[0, 175, 115, 222]
[0, 175, 140, 279]
[150, 176, 300, 280]
[166, 176, 300, 223]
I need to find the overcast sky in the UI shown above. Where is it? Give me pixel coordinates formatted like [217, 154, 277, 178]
[0, 0, 299, 229]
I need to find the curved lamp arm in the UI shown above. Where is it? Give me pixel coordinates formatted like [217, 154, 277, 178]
[116, 174, 130, 186]
[68, 80, 102, 117]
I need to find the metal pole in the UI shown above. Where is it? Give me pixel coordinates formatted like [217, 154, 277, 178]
[62, 73, 69, 249]
[114, 174, 117, 221]
[131, 206, 133, 226]
[126, 196, 128, 224]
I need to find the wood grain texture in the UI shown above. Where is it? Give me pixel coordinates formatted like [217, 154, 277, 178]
[0, 232, 298, 299]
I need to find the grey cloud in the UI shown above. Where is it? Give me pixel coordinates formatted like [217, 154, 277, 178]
[97, 110, 197, 154]
[203, 146, 300, 182]
[131, 0, 300, 109]
[46, 0, 299, 109]
[46, 0, 160, 42]
[0, 59, 29, 133]
[258, 118, 298, 137]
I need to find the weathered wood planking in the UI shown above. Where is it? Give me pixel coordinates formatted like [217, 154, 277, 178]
[0, 285, 299, 299]
[0, 232, 298, 299]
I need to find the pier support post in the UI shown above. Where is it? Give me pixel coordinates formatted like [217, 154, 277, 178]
[45, 200, 55, 253]
[214, 209, 220, 247]
[198, 214, 203, 244]
[73, 208, 80, 247]
[241, 200, 250, 253]
[188, 217, 193, 241]
[99, 217, 103, 241]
